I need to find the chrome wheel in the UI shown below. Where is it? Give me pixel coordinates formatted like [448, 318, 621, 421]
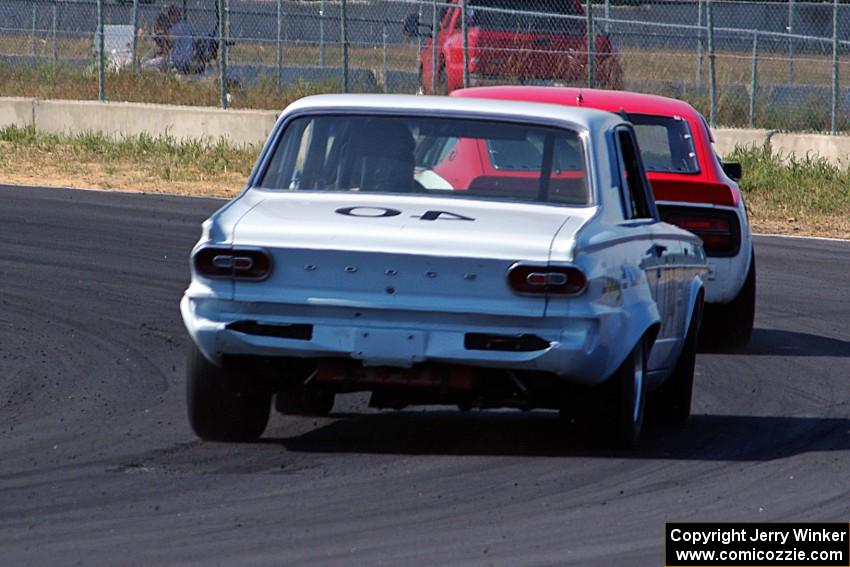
[632, 339, 645, 424]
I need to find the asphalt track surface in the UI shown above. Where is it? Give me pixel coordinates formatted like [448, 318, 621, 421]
[1, 184, 849, 566]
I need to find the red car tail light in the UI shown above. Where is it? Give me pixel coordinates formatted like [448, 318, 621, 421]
[666, 214, 735, 255]
[650, 180, 739, 207]
[508, 263, 587, 296]
[193, 246, 272, 280]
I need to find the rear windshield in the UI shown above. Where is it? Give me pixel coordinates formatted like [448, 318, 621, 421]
[257, 115, 590, 206]
[629, 114, 699, 174]
[469, 0, 582, 34]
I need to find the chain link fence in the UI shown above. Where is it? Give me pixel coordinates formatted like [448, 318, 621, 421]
[1, 0, 849, 131]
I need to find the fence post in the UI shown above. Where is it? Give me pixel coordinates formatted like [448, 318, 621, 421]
[31, 3, 37, 57]
[587, 0, 595, 88]
[276, 0, 283, 88]
[319, 0, 325, 67]
[431, 0, 438, 94]
[97, 0, 105, 101]
[604, 0, 610, 33]
[707, 0, 716, 127]
[831, 0, 839, 134]
[218, 0, 227, 109]
[462, 0, 469, 88]
[787, 0, 795, 83]
[382, 22, 388, 93]
[416, 3, 424, 87]
[749, 32, 758, 128]
[696, 0, 703, 89]
[52, 2, 58, 66]
[131, 0, 139, 72]
[341, 0, 349, 92]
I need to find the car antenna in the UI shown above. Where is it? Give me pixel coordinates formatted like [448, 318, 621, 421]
[576, 91, 583, 105]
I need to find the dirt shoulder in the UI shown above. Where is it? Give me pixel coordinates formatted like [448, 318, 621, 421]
[0, 133, 254, 200]
[0, 153, 243, 199]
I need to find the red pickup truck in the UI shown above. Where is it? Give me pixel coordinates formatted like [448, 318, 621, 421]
[413, 0, 623, 94]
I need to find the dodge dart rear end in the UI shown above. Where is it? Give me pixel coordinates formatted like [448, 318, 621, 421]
[181, 94, 707, 447]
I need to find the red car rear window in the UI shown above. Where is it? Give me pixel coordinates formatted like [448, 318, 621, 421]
[629, 114, 699, 174]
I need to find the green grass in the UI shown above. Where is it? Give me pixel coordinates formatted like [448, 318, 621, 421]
[730, 144, 850, 219]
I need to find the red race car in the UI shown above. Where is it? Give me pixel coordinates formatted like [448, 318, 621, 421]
[452, 86, 755, 348]
[410, 0, 623, 95]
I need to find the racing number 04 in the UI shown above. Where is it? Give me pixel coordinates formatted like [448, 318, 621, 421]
[335, 207, 475, 222]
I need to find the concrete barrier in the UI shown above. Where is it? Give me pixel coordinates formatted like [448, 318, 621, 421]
[33, 100, 279, 147]
[5, 97, 850, 165]
[770, 132, 850, 165]
[713, 128, 774, 158]
[0, 97, 35, 130]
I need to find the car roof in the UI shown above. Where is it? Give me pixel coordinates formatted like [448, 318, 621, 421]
[453, 86, 703, 121]
[282, 93, 624, 133]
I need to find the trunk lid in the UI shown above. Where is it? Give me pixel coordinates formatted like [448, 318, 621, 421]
[232, 192, 592, 317]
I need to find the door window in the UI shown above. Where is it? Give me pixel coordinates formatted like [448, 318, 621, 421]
[615, 127, 655, 221]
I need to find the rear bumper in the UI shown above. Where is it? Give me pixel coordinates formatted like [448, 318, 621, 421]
[181, 295, 632, 386]
[703, 250, 752, 304]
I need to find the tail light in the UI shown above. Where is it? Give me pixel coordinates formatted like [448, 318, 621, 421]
[650, 180, 740, 207]
[507, 263, 587, 296]
[666, 214, 736, 256]
[659, 205, 742, 257]
[193, 246, 272, 280]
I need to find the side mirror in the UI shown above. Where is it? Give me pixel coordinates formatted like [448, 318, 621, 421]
[402, 13, 420, 38]
[722, 161, 742, 181]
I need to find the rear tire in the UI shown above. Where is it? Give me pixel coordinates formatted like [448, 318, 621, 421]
[649, 295, 702, 424]
[565, 338, 647, 448]
[186, 346, 271, 442]
[701, 252, 756, 349]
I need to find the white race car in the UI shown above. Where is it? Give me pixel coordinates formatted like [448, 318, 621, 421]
[181, 94, 708, 447]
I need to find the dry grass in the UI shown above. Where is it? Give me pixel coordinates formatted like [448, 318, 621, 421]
[0, 62, 338, 109]
[0, 126, 259, 198]
[3, 34, 848, 128]
[0, 34, 421, 70]
[620, 47, 841, 88]
[230, 40, 421, 70]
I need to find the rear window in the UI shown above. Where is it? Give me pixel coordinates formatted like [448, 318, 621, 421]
[487, 137, 585, 171]
[629, 114, 699, 174]
[469, 0, 582, 34]
[258, 115, 590, 206]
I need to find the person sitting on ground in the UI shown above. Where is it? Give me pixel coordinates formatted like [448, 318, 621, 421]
[139, 10, 172, 70]
[166, 6, 196, 74]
